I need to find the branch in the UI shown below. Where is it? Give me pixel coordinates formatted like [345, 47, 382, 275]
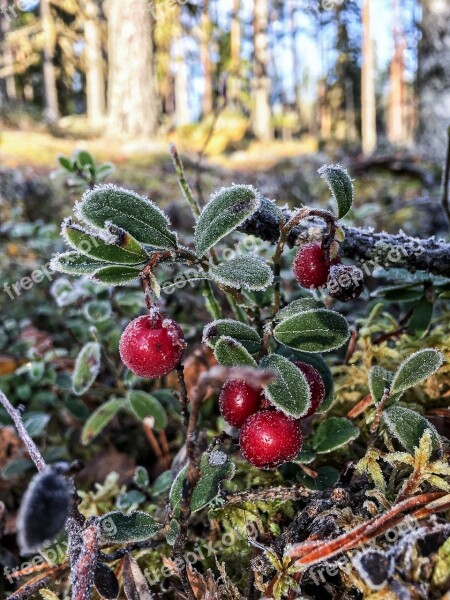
[441, 126, 450, 229]
[239, 208, 450, 278]
[0, 388, 46, 472]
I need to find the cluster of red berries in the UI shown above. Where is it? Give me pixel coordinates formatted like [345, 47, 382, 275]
[219, 361, 325, 470]
[119, 311, 186, 379]
[293, 241, 364, 301]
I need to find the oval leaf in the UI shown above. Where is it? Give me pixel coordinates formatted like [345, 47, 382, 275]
[123, 553, 154, 600]
[273, 309, 349, 353]
[214, 336, 257, 367]
[312, 417, 359, 453]
[76, 184, 177, 249]
[170, 451, 235, 516]
[202, 319, 261, 355]
[276, 299, 325, 321]
[63, 219, 147, 265]
[72, 342, 101, 396]
[368, 366, 394, 403]
[390, 349, 444, 395]
[99, 511, 161, 544]
[383, 406, 442, 456]
[318, 163, 354, 219]
[127, 391, 168, 431]
[81, 398, 124, 445]
[210, 256, 273, 291]
[50, 251, 108, 275]
[259, 354, 311, 418]
[94, 563, 119, 600]
[92, 265, 142, 285]
[195, 184, 261, 256]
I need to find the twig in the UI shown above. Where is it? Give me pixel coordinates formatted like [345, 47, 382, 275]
[0, 388, 46, 472]
[71, 520, 99, 600]
[441, 126, 450, 229]
[169, 143, 201, 218]
[176, 364, 190, 428]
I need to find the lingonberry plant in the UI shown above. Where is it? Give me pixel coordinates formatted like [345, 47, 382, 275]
[1, 149, 448, 600]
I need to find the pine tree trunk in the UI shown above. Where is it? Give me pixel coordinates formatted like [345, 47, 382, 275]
[0, 5, 17, 103]
[85, 0, 105, 127]
[173, 37, 190, 126]
[290, 0, 301, 115]
[388, 0, 408, 145]
[229, 0, 241, 106]
[418, 0, 450, 159]
[252, 0, 272, 141]
[107, 0, 158, 137]
[200, 0, 213, 116]
[40, 0, 59, 122]
[361, 0, 376, 155]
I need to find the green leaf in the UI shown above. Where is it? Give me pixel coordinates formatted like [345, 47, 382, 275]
[391, 349, 444, 395]
[281, 351, 334, 413]
[99, 510, 161, 543]
[259, 354, 311, 418]
[195, 184, 261, 256]
[296, 465, 340, 491]
[76, 184, 177, 249]
[92, 265, 142, 285]
[383, 406, 442, 456]
[62, 220, 148, 265]
[210, 256, 273, 291]
[82, 300, 112, 323]
[75, 150, 95, 169]
[58, 155, 74, 171]
[170, 451, 235, 516]
[202, 319, 261, 355]
[81, 398, 124, 445]
[312, 417, 359, 453]
[368, 366, 394, 403]
[50, 252, 108, 275]
[72, 342, 101, 396]
[127, 391, 168, 431]
[407, 299, 433, 338]
[273, 309, 349, 353]
[318, 163, 354, 219]
[214, 336, 257, 367]
[276, 299, 325, 321]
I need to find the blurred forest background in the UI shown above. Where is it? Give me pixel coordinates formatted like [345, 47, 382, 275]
[0, 0, 449, 164]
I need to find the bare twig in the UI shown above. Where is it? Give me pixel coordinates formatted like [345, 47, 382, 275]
[176, 363, 190, 428]
[441, 126, 450, 229]
[169, 143, 201, 218]
[71, 520, 100, 600]
[0, 388, 46, 472]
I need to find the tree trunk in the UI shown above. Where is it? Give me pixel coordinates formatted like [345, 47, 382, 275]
[289, 0, 301, 115]
[229, 0, 241, 105]
[252, 0, 272, 141]
[40, 0, 59, 123]
[361, 0, 376, 155]
[107, 0, 158, 137]
[418, 0, 450, 160]
[200, 0, 213, 116]
[0, 6, 17, 103]
[84, 0, 105, 127]
[173, 37, 190, 126]
[387, 0, 408, 145]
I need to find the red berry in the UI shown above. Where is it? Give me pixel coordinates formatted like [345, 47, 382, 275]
[119, 313, 186, 379]
[219, 380, 263, 428]
[293, 361, 325, 417]
[293, 242, 332, 289]
[239, 410, 303, 470]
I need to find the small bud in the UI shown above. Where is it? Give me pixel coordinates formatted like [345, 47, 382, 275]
[327, 264, 364, 302]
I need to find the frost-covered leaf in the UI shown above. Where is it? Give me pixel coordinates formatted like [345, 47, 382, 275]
[99, 511, 161, 544]
[17, 467, 71, 554]
[195, 184, 261, 256]
[368, 366, 394, 403]
[276, 299, 325, 321]
[76, 184, 177, 249]
[273, 309, 349, 353]
[91, 265, 142, 285]
[390, 349, 444, 395]
[94, 563, 119, 600]
[214, 336, 257, 367]
[259, 354, 310, 418]
[383, 406, 442, 456]
[81, 398, 124, 445]
[202, 319, 261, 355]
[82, 300, 112, 323]
[170, 451, 235, 516]
[311, 417, 359, 453]
[127, 391, 167, 431]
[62, 219, 148, 264]
[24, 412, 50, 437]
[166, 518, 180, 546]
[318, 163, 354, 219]
[50, 251, 107, 275]
[123, 553, 154, 600]
[210, 256, 273, 291]
[72, 342, 101, 396]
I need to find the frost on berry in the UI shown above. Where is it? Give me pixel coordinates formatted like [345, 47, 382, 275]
[327, 264, 364, 302]
[17, 467, 71, 554]
[239, 410, 303, 470]
[293, 242, 332, 289]
[119, 314, 186, 379]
